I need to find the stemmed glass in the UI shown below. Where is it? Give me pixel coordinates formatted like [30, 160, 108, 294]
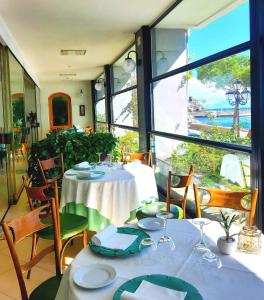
[192, 218, 211, 251]
[156, 212, 175, 250]
[96, 152, 102, 165]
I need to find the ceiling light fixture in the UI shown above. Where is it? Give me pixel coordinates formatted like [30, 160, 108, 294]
[123, 50, 137, 73]
[60, 50, 86, 56]
[94, 78, 105, 91]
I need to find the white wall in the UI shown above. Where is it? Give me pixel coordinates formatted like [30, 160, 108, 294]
[39, 80, 93, 138]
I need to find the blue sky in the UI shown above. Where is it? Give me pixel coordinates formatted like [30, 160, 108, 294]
[188, 1, 250, 61]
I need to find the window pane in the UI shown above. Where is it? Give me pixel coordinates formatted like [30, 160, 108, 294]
[95, 99, 106, 122]
[112, 45, 137, 93]
[112, 89, 138, 127]
[112, 126, 139, 153]
[151, 1, 249, 77]
[154, 135, 250, 218]
[96, 122, 108, 132]
[153, 51, 251, 145]
[95, 74, 105, 100]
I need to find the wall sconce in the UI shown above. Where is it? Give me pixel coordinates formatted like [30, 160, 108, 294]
[157, 51, 167, 63]
[94, 78, 105, 91]
[123, 50, 137, 73]
[80, 89, 84, 97]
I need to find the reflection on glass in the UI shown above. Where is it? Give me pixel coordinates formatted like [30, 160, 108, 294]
[95, 99, 106, 122]
[111, 126, 139, 153]
[152, 51, 251, 145]
[152, 1, 249, 77]
[112, 45, 137, 93]
[112, 89, 138, 127]
[95, 73, 105, 100]
[9, 51, 28, 198]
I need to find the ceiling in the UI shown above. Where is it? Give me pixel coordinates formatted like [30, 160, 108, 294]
[0, 0, 175, 82]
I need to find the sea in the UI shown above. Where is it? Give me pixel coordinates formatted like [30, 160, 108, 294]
[194, 108, 251, 129]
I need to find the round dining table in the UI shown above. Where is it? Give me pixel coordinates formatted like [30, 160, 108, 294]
[60, 163, 158, 231]
[55, 219, 264, 300]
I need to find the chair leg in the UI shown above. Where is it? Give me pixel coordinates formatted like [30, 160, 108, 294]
[83, 230, 88, 247]
[27, 234, 39, 279]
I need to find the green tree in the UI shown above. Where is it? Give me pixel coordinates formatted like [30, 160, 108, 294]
[197, 54, 250, 89]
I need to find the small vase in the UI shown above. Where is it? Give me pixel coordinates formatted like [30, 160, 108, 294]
[217, 236, 237, 255]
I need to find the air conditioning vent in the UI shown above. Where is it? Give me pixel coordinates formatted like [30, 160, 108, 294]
[59, 73, 76, 77]
[60, 50, 86, 56]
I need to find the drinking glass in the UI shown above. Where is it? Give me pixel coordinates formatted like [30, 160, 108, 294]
[201, 249, 222, 269]
[192, 218, 211, 251]
[139, 238, 158, 266]
[156, 212, 175, 251]
[96, 152, 102, 165]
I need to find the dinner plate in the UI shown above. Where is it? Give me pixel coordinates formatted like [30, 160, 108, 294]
[73, 264, 116, 289]
[89, 227, 150, 257]
[137, 217, 164, 231]
[76, 171, 105, 180]
[113, 274, 203, 300]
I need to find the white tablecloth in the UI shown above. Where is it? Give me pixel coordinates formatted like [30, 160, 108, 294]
[55, 220, 264, 300]
[60, 163, 158, 226]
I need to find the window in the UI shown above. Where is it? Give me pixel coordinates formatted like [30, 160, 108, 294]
[152, 51, 251, 145]
[95, 99, 106, 122]
[48, 93, 72, 130]
[151, 1, 250, 77]
[111, 126, 139, 153]
[112, 89, 138, 127]
[96, 122, 108, 133]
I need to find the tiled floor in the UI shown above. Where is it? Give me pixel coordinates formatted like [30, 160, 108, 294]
[0, 191, 91, 300]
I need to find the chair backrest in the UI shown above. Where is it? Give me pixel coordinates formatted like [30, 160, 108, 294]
[37, 153, 64, 184]
[122, 150, 152, 166]
[167, 165, 194, 218]
[23, 176, 61, 241]
[193, 184, 258, 226]
[1, 204, 60, 300]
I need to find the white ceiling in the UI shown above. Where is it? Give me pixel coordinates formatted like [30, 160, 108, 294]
[0, 0, 175, 82]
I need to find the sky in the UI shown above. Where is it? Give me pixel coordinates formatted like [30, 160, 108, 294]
[188, 1, 250, 62]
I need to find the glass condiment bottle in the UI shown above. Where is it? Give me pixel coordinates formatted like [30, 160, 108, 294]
[237, 226, 261, 254]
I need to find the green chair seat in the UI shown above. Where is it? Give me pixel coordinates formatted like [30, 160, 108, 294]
[136, 202, 183, 220]
[39, 213, 88, 240]
[29, 275, 62, 300]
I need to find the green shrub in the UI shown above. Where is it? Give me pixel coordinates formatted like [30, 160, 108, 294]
[28, 128, 117, 185]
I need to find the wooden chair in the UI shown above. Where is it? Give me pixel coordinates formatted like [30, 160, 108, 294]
[38, 153, 64, 203]
[1, 204, 61, 300]
[167, 165, 194, 219]
[193, 184, 258, 226]
[136, 166, 193, 220]
[23, 176, 89, 273]
[121, 149, 152, 166]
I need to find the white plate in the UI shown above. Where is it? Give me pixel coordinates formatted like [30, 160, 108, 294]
[137, 217, 164, 231]
[73, 264, 116, 289]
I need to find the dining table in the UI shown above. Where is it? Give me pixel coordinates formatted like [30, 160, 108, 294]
[55, 219, 264, 300]
[60, 162, 158, 231]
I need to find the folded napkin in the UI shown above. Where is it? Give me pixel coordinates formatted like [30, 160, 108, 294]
[91, 225, 138, 250]
[74, 161, 90, 169]
[121, 280, 187, 300]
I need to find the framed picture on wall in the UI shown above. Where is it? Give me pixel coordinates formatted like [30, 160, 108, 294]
[79, 105, 85, 116]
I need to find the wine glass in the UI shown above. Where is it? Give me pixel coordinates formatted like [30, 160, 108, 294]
[192, 218, 211, 251]
[96, 152, 102, 165]
[156, 212, 175, 250]
[201, 249, 222, 269]
[139, 238, 157, 266]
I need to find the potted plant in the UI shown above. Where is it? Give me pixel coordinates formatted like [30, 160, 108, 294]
[217, 210, 238, 255]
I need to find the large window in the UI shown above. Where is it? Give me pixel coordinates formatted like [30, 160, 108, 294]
[151, 1, 250, 77]
[151, 0, 251, 217]
[112, 126, 139, 153]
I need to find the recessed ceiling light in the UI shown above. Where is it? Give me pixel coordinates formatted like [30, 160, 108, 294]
[60, 50, 86, 56]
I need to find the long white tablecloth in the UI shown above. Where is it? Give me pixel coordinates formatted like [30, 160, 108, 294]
[60, 163, 158, 226]
[55, 220, 264, 300]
